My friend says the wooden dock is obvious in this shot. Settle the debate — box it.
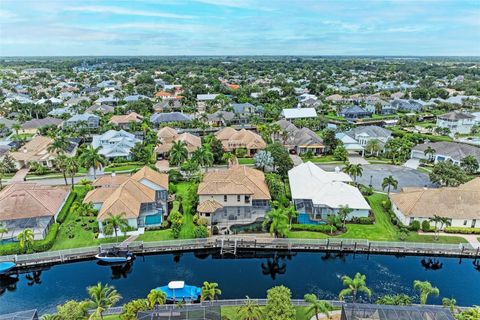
[1,237,479,269]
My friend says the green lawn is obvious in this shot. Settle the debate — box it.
[302,155,344,164]
[137,229,173,242]
[238,158,254,165]
[288,193,467,244]
[104,165,143,172]
[220,306,313,320]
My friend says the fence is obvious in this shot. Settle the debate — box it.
[1,236,478,266]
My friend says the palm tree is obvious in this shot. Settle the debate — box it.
[79,145,107,179]
[87,282,122,320]
[342,163,363,183]
[285,206,297,229]
[262,207,289,238]
[339,273,372,302]
[327,215,340,234]
[413,280,439,304]
[54,153,69,186]
[12,122,21,136]
[169,140,188,166]
[237,296,262,320]
[17,229,35,253]
[103,213,129,242]
[71,202,97,217]
[442,297,457,313]
[0,222,8,240]
[381,175,398,195]
[337,205,353,230]
[48,134,70,155]
[222,152,237,168]
[201,281,222,302]
[304,294,332,320]
[366,139,381,156]
[65,157,79,190]
[429,215,451,240]
[193,145,214,172]
[424,146,436,162]
[147,289,167,308]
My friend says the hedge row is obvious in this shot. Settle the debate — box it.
[291,224,336,234]
[56,192,77,224]
[444,227,480,234]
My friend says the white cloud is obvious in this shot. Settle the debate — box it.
[386,26,425,33]
[64,5,194,19]
[105,22,213,33]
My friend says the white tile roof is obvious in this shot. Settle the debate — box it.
[288,162,370,210]
[282,108,317,119]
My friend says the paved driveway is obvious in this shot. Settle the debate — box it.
[319,164,435,191]
[348,156,369,165]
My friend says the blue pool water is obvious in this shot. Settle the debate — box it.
[0,251,478,314]
[297,213,326,225]
[145,214,162,225]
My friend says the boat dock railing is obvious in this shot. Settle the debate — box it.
[1,236,479,266]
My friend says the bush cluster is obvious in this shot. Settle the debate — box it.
[444,227,480,234]
[290,224,336,234]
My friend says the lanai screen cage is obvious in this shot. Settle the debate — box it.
[137,305,221,320]
[341,303,455,320]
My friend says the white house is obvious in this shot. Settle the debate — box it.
[410,141,480,167]
[390,178,480,229]
[335,133,365,155]
[91,130,141,160]
[288,162,371,224]
[345,126,392,151]
[436,111,476,135]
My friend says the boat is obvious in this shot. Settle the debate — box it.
[95,248,134,263]
[155,281,202,302]
[0,262,16,275]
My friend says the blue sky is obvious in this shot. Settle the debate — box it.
[0,0,479,56]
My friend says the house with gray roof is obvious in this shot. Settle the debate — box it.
[91,130,141,160]
[21,117,62,133]
[0,117,14,137]
[345,125,392,150]
[64,113,100,129]
[411,141,480,168]
[150,112,192,126]
[124,94,150,103]
[276,120,324,155]
[436,111,476,134]
[207,110,235,126]
[86,104,115,114]
[339,105,372,121]
[390,99,423,112]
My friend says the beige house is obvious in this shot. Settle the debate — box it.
[9,135,76,169]
[0,183,70,240]
[84,167,169,235]
[390,178,480,229]
[109,112,144,129]
[155,126,201,159]
[215,128,266,156]
[197,165,271,234]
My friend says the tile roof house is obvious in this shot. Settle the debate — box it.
[345,125,392,150]
[410,141,480,167]
[21,117,62,134]
[276,120,324,155]
[150,112,192,126]
[390,178,480,228]
[390,99,423,112]
[84,167,169,234]
[206,110,235,126]
[197,165,271,233]
[91,130,142,160]
[289,162,370,225]
[86,104,115,114]
[339,105,373,120]
[155,127,201,159]
[109,112,144,129]
[9,135,77,169]
[215,128,267,156]
[0,183,70,240]
[436,111,476,135]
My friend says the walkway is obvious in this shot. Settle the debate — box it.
[290,154,303,166]
[9,168,29,183]
[404,158,420,169]
[418,231,480,249]
[348,155,369,165]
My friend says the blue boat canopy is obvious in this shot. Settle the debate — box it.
[0,262,16,274]
[155,281,201,301]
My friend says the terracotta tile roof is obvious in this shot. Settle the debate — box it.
[390,178,480,220]
[9,136,55,162]
[131,166,169,189]
[215,128,266,151]
[197,199,224,213]
[0,183,69,221]
[91,175,130,187]
[84,187,117,204]
[155,128,201,154]
[157,126,179,142]
[109,112,143,125]
[198,166,271,200]
[155,91,174,98]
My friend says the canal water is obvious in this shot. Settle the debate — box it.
[0,250,479,314]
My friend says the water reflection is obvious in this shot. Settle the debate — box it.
[421,258,443,271]
[25,271,42,286]
[474,260,480,271]
[261,253,287,280]
[0,275,18,296]
[321,252,347,262]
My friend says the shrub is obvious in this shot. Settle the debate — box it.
[32,223,60,252]
[0,242,21,255]
[421,220,431,232]
[381,199,392,211]
[193,225,208,238]
[350,216,375,225]
[291,224,335,234]
[444,227,480,234]
[359,184,374,196]
[410,220,421,231]
[56,192,77,223]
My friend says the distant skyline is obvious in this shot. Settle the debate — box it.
[1,0,479,57]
